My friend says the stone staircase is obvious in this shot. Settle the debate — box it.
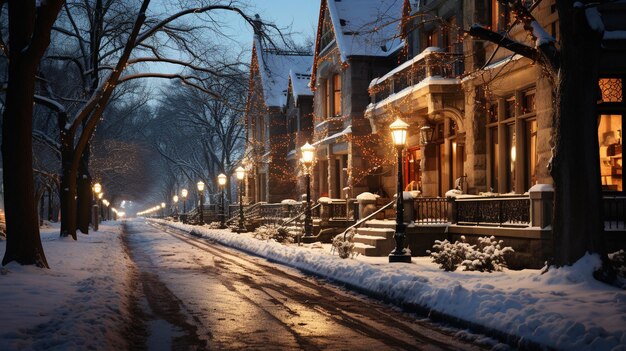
[352,219,397,256]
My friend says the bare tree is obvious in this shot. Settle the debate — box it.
[1,0,281,267]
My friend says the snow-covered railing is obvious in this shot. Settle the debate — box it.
[368,48,463,104]
[452,195,531,227]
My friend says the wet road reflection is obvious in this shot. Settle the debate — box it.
[124,219,490,350]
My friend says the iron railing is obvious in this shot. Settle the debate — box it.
[414,197,450,224]
[454,195,530,227]
[604,195,626,230]
[370,49,463,104]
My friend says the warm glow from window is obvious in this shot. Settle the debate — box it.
[333,74,342,116]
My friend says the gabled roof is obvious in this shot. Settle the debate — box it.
[253,38,313,108]
[289,66,314,102]
[311,0,403,87]
[326,0,403,60]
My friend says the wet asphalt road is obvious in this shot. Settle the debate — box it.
[122,219,493,351]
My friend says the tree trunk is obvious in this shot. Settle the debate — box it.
[59,133,78,239]
[1,1,53,268]
[76,156,91,234]
[551,1,606,266]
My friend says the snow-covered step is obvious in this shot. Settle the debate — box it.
[352,242,379,256]
[355,227,394,239]
[363,219,397,229]
[352,234,389,247]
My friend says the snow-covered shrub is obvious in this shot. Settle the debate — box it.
[427,237,473,271]
[461,236,514,272]
[253,224,293,244]
[331,228,356,259]
[206,221,222,229]
[428,236,514,272]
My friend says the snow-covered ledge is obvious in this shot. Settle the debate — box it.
[529,184,554,229]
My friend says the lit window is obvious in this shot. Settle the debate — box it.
[333,74,342,116]
[598,114,623,192]
[599,78,623,103]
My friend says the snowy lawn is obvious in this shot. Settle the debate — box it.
[153,218,626,351]
[0,221,132,350]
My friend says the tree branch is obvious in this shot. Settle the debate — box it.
[469,24,539,62]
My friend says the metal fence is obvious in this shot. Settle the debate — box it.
[414,197,450,224]
[604,195,626,230]
[454,195,530,226]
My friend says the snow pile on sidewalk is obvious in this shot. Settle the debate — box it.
[0,222,132,350]
[153,219,626,350]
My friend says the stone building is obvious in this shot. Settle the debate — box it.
[366,0,465,198]
[244,32,313,203]
[309,0,403,201]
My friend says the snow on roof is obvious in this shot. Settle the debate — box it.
[289,62,314,100]
[254,38,313,108]
[325,0,404,61]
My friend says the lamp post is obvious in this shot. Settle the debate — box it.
[93,182,102,231]
[161,202,166,218]
[181,188,188,223]
[173,195,179,220]
[300,142,315,237]
[235,166,247,232]
[197,181,205,225]
[218,173,227,228]
[98,192,104,223]
[389,118,412,263]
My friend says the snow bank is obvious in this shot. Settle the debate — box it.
[0,222,132,350]
[152,219,626,350]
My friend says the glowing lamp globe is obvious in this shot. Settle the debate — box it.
[235,166,246,181]
[218,173,227,186]
[181,189,188,198]
[93,183,102,194]
[300,142,315,166]
[197,181,205,192]
[389,118,409,147]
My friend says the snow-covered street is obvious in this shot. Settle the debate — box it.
[125,219,486,350]
[1,218,625,350]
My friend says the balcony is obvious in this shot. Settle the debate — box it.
[367,47,463,111]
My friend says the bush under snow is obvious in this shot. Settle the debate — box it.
[428,236,514,272]
[253,224,293,244]
[331,228,356,259]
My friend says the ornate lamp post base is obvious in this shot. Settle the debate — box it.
[389,251,412,263]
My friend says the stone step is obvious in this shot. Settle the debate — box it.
[363,219,397,229]
[353,234,390,247]
[355,227,394,239]
[353,242,380,256]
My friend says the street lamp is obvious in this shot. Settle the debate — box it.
[181,188,188,223]
[92,182,102,231]
[389,118,411,263]
[173,195,179,220]
[197,181,205,225]
[161,202,166,218]
[300,142,315,237]
[235,166,247,232]
[98,192,104,223]
[217,173,227,228]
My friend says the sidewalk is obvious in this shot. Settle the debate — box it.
[152,218,626,351]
